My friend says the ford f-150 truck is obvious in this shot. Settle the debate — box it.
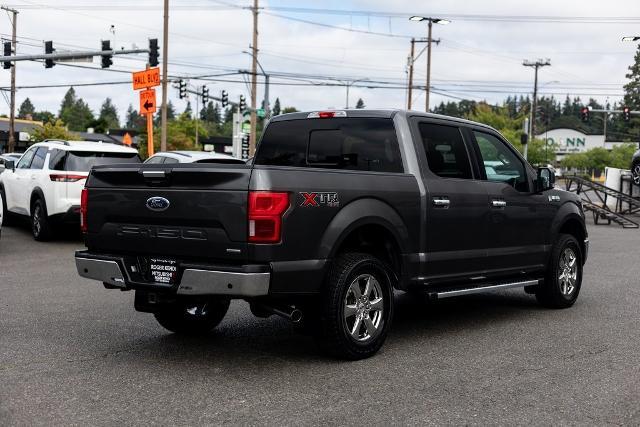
[75,109,588,359]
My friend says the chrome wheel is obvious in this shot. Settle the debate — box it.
[343,274,384,342]
[633,163,640,185]
[558,248,578,296]
[32,204,42,236]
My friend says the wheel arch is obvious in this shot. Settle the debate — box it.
[552,202,587,263]
[30,187,47,215]
[319,198,410,288]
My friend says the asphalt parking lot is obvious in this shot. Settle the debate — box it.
[1,220,639,425]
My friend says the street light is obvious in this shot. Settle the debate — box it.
[242,50,270,119]
[409,16,450,112]
[622,36,640,42]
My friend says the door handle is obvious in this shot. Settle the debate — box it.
[432,197,450,208]
[491,199,507,208]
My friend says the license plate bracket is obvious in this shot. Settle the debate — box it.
[148,257,178,285]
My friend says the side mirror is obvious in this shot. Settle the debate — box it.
[537,167,555,192]
[4,160,15,171]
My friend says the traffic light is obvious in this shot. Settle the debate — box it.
[580,107,589,123]
[148,38,159,67]
[3,41,11,69]
[44,41,55,68]
[101,40,112,69]
[178,79,187,99]
[202,86,209,104]
[221,90,228,108]
[623,106,631,122]
[239,95,246,112]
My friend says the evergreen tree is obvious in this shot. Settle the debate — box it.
[125,104,143,129]
[200,101,219,123]
[166,101,176,120]
[58,87,95,131]
[623,44,640,138]
[272,98,281,116]
[355,98,365,109]
[183,101,192,118]
[18,98,35,119]
[98,98,120,130]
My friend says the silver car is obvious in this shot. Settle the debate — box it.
[144,151,244,165]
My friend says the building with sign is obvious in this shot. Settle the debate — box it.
[536,128,635,164]
[0,117,43,153]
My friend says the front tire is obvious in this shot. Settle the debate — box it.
[315,252,394,360]
[632,161,640,187]
[536,234,583,308]
[154,297,230,335]
[31,199,52,241]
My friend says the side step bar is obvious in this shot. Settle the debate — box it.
[430,279,539,300]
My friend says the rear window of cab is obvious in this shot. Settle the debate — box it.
[255,118,404,173]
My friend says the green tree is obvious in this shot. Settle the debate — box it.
[355,98,365,109]
[98,98,120,129]
[272,98,281,116]
[18,98,35,119]
[282,106,298,114]
[183,101,192,118]
[58,87,94,131]
[125,104,144,130]
[32,111,55,124]
[30,120,79,142]
[140,112,208,158]
[200,101,220,123]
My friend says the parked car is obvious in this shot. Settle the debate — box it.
[0,140,140,240]
[75,110,588,359]
[632,148,640,186]
[0,153,22,174]
[144,150,244,164]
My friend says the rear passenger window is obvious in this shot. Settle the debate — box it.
[49,149,66,170]
[256,118,403,173]
[163,157,179,164]
[418,123,472,179]
[30,147,48,170]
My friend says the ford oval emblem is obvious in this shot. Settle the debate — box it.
[146,196,170,212]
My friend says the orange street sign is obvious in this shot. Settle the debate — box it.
[139,89,157,115]
[132,67,160,90]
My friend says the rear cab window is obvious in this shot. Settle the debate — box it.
[54,151,141,172]
[255,117,404,173]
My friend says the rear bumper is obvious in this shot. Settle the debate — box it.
[50,205,81,224]
[75,251,270,297]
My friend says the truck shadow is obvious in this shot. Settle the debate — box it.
[138,290,542,364]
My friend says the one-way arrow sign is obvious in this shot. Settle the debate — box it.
[140,89,157,115]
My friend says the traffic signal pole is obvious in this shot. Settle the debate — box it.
[249,0,259,156]
[2,6,18,153]
[160,0,169,152]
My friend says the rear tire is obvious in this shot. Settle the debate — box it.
[536,234,583,308]
[154,297,230,335]
[0,187,15,226]
[314,252,394,360]
[31,199,52,241]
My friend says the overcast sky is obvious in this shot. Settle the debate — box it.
[1,0,639,124]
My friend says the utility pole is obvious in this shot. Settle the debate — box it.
[249,0,259,156]
[2,6,18,153]
[160,0,169,152]
[523,59,551,140]
[409,16,449,112]
[425,19,433,112]
[407,38,415,110]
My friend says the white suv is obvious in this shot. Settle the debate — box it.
[0,140,140,240]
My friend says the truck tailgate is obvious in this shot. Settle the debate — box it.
[84,164,251,263]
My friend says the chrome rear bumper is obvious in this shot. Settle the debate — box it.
[75,252,270,297]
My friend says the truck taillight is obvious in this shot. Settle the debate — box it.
[50,174,87,182]
[80,188,88,233]
[248,191,289,243]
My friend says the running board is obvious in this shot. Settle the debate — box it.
[431,279,539,299]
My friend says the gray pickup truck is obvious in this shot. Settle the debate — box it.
[75,109,588,359]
